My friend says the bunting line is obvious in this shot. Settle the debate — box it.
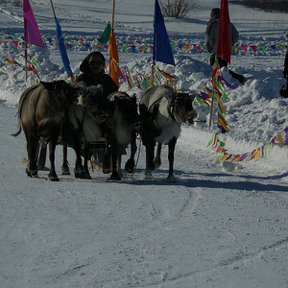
[112,58,175,91]
[207,127,288,162]
[2,34,287,57]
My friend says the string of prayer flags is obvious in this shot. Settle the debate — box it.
[208,127,288,163]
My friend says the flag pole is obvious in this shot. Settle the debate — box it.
[152,4,156,87]
[152,60,155,86]
[111,0,115,31]
[24,42,28,82]
[152,29,155,86]
[49,0,57,20]
[209,73,215,129]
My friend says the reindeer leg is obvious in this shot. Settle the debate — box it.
[25,133,39,177]
[117,154,123,179]
[38,142,47,170]
[82,143,92,179]
[103,146,111,174]
[61,144,71,175]
[48,141,59,181]
[145,141,155,179]
[74,147,86,178]
[71,135,89,179]
[167,137,177,181]
[153,143,162,169]
[110,143,121,180]
[125,131,137,173]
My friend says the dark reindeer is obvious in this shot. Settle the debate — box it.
[139,84,197,181]
[62,84,111,179]
[104,91,140,180]
[12,80,85,181]
[59,87,140,180]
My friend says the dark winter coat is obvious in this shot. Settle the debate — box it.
[205,18,239,55]
[284,50,288,79]
[76,72,118,98]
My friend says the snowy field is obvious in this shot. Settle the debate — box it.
[0,0,288,287]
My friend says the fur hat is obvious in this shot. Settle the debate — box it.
[79,51,105,74]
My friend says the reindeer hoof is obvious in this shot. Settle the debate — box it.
[61,165,71,175]
[76,171,91,179]
[25,167,38,178]
[74,167,91,179]
[48,175,60,181]
[110,173,121,180]
[144,170,153,179]
[167,174,177,183]
[103,161,111,174]
[153,159,161,169]
[125,159,135,173]
[62,171,71,176]
[103,168,111,174]
[83,173,92,179]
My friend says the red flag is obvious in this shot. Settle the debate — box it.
[216,0,230,63]
[23,0,44,47]
[109,30,119,87]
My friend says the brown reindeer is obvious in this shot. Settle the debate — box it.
[12,80,84,181]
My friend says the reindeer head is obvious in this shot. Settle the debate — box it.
[171,92,197,124]
[111,93,140,131]
[41,80,80,111]
[82,84,112,122]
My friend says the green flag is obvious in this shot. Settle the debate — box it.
[99,23,111,44]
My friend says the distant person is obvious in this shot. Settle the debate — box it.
[205,7,246,84]
[280,48,288,98]
[284,50,288,79]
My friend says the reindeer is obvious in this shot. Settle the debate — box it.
[12,80,84,181]
[58,87,140,180]
[139,85,197,181]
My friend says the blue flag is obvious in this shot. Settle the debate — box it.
[55,18,73,77]
[153,0,175,66]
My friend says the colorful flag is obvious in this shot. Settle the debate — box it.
[153,0,175,65]
[109,30,120,87]
[99,23,111,44]
[23,0,44,47]
[216,0,231,63]
[55,18,73,77]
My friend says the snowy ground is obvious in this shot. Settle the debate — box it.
[0,1,288,288]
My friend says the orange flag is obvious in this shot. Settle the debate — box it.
[109,30,119,87]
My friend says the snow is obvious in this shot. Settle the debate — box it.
[1,0,288,287]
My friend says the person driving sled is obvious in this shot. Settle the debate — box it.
[76,51,118,171]
[76,51,118,96]
[38,51,118,172]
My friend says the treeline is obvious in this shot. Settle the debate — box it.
[0,0,21,6]
[237,0,288,13]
